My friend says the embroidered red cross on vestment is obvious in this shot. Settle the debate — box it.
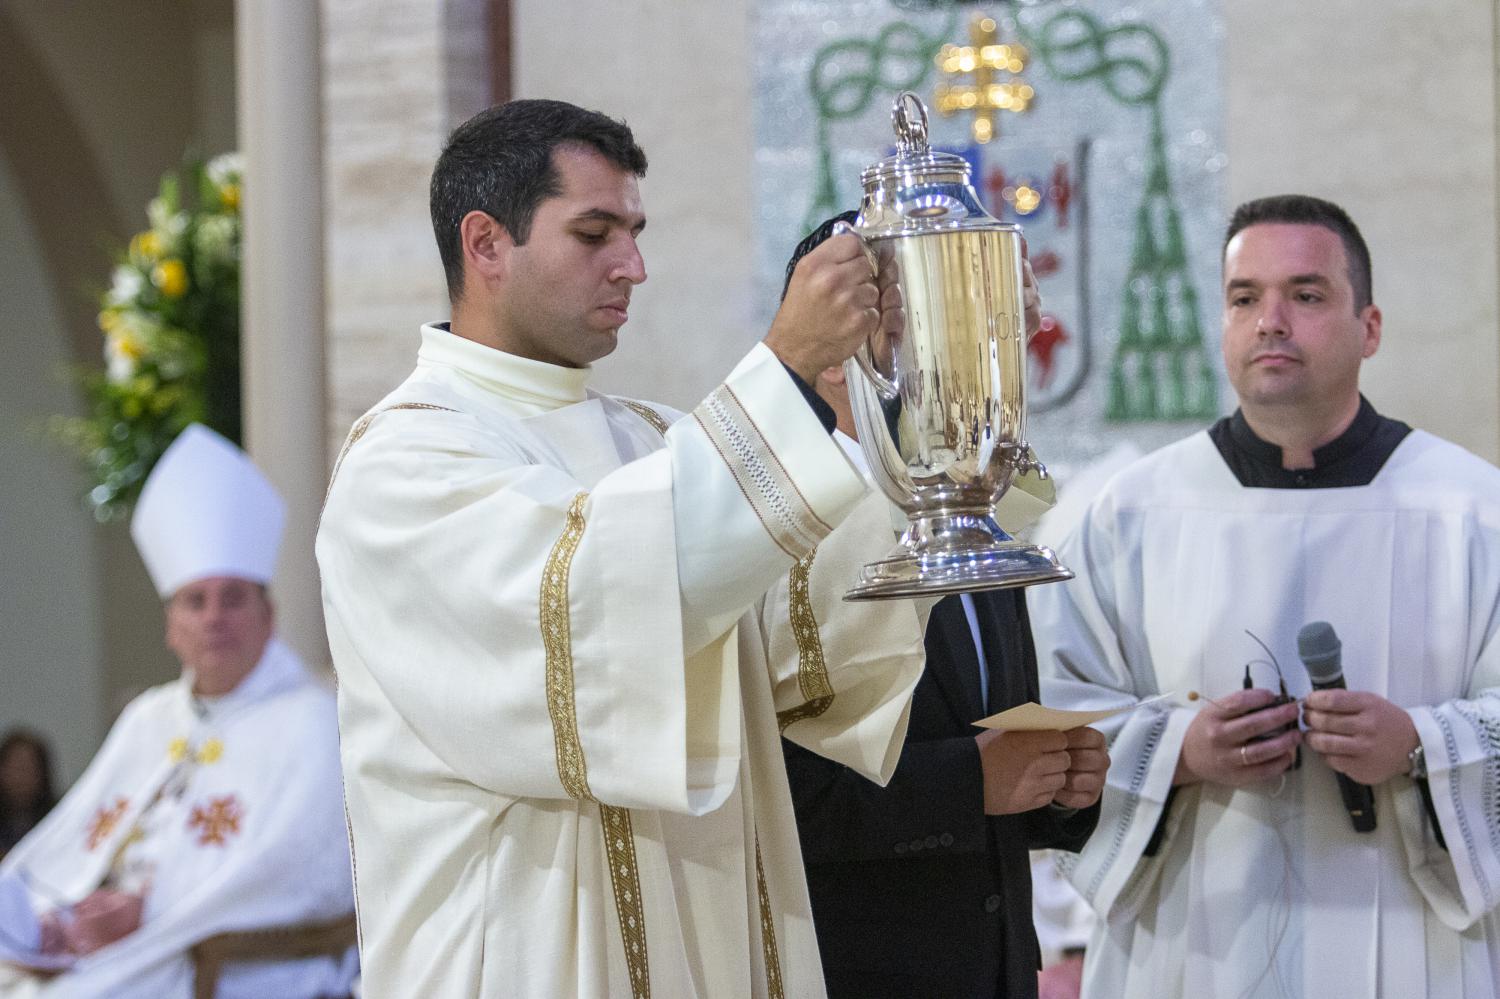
[85,797,130,851]
[187,794,244,846]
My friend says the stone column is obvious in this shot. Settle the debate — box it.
[320,0,491,450]
[236,1,330,666]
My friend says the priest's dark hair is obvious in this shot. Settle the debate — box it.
[1223,194,1373,313]
[430,99,648,301]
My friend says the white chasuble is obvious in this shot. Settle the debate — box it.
[317,325,926,998]
[1029,430,1500,999]
[0,640,355,998]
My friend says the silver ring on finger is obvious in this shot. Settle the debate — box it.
[1240,745,1250,766]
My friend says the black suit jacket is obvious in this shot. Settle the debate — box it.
[783,591,1098,999]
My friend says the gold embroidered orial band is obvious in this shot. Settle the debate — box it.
[539,493,652,995]
[693,384,832,559]
[600,804,652,998]
[776,551,836,732]
[324,402,458,502]
[616,398,671,437]
[754,835,786,999]
[541,492,595,801]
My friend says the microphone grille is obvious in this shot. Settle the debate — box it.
[1297,621,1342,681]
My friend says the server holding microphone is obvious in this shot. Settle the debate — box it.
[1027,195,1500,998]
[1297,621,1381,833]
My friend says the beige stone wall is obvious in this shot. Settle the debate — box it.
[320,0,492,453]
[1224,0,1500,461]
[507,1,1500,458]
[512,0,759,410]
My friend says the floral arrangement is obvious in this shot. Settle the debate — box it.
[53,154,244,520]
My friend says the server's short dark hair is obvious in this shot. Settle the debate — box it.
[1224,194,1372,312]
[430,99,648,300]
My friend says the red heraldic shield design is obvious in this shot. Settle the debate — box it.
[955,139,1093,413]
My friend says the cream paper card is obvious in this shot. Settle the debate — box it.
[975,693,1173,731]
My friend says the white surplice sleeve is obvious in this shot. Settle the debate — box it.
[318,344,868,817]
[1030,498,1193,920]
[762,490,928,785]
[1402,509,1500,932]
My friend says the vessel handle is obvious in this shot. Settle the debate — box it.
[831,221,900,399]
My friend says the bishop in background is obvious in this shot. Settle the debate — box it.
[0,426,356,998]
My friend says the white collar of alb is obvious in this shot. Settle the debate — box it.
[418,323,591,410]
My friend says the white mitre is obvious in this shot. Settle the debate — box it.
[130,424,286,597]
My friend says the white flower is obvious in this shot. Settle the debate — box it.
[105,266,144,307]
[104,329,142,383]
[194,214,238,267]
[206,152,243,188]
[146,198,188,241]
[102,311,165,383]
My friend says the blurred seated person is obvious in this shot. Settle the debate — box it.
[0,426,355,998]
[0,733,57,860]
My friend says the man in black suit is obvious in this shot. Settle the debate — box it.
[779,215,1107,999]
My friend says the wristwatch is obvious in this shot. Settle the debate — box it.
[1407,741,1427,780]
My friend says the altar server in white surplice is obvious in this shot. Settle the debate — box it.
[1029,195,1500,998]
[0,426,356,999]
[316,99,941,998]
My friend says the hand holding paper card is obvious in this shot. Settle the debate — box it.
[975,693,1173,731]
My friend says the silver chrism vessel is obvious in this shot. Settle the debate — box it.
[842,92,1072,600]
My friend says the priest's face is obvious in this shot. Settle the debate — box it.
[493,145,648,367]
[1221,223,1381,413]
[165,576,274,697]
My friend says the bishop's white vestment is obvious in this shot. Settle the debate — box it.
[0,639,356,998]
[316,325,927,998]
[1029,430,1500,998]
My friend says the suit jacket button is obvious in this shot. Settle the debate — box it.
[909,839,924,852]
[984,894,1002,913]
[924,835,939,849]
[894,842,907,855]
[939,832,954,847]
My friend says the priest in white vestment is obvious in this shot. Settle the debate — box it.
[1029,195,1500,998]
[317,101,939,997]
[0,426,356,998]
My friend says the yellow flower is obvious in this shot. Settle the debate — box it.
[196,738,224,764]
[218,183,240,211]
[168,737,189,762]
[109,330,145,360]
[152,259,188,298]
[104,322,146,383]
[97,309,122,335]
[130,230,165,261]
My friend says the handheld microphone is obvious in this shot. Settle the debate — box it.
[1297,621,1377,833]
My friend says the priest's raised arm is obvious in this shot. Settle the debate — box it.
[319,340,896,815]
